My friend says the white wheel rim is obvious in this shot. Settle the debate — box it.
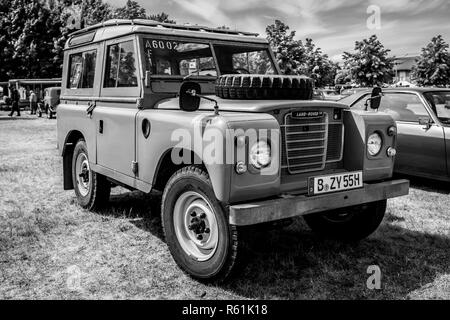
[173,191,219,261]
[75,152,91,197]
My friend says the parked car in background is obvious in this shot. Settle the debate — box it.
[341,88,450,182]
[8,78,61,109]
[0,96,11,111]
[312,89,325,100]
[318,89,343,101]
[340,87,371,98]
[335,84,353,94]
[43,87,61,119]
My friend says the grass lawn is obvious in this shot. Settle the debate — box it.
[0,112,449,299]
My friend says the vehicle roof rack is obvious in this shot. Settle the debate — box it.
[71,19,260,37]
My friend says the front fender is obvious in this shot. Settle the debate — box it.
[343,109,396,181]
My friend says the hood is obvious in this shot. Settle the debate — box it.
[156,96,349,113]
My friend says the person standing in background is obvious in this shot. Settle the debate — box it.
[29,90,37,115]
[8,85,20,117]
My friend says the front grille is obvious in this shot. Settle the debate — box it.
[281,111,344,174]
[327,123,344,162]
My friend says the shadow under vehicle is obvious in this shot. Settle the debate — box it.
[57,19,409,283]
[341,88,450,182]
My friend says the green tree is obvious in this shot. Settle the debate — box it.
[301,38,337,87]
[335,68,352,85]
[412,35,450,87]
[52,0,112,75]
[0,0,64,79]
[149,12,176,24]
[343,35,394,86]
[265,20,305,75]
[0,0,13,80]
[112,0,146,19]
[112,1,176,24]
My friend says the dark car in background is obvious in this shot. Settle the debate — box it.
[340,87,371,98]
[42,87,61,119]
[341,88,450,182]
[319,89,343,101]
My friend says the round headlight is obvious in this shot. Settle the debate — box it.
[249,140,271,169]
[367,133,382,156]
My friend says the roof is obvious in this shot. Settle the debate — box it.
[67,19,268,49]
[339,87,450,105]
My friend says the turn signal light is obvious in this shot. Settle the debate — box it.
[387,147,397,157]
[387,126,397,136]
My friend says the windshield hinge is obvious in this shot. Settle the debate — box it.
[136,98,144,110]
[132,161,138,175]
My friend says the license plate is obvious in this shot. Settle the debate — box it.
[308,171,363,195]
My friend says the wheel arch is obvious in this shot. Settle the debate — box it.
[152,147,230,203]
[62,130,85,190]
[152,147,205,192]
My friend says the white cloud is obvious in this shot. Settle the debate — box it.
[105,0,450,61]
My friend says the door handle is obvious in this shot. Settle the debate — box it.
[99,120,103,134]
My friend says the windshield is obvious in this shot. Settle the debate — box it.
[143,38,217,77]
[423,91,450,124]
[143,38,277,77]
[212,44,276,75]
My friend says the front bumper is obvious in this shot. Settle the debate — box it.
[229,179,409,226]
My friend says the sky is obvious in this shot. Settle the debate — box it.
[106,0,450,61]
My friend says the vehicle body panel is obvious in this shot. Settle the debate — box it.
[230,179,409,225]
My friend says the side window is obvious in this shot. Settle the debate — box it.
[353,93,429,122]
[104,40,138,88]
[379,93,429,122]
[67,50,97,89]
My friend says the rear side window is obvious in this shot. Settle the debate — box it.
[104,40,138,88]
[67,50,97,89]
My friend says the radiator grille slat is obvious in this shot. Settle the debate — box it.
[281,111,344,174]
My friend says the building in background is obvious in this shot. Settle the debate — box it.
[393,54,419,85]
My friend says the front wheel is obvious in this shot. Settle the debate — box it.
[72,139,110,210]
[161,166,242,283]
[304,200,387,241]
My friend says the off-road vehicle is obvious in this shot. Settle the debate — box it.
[57,19,409,282]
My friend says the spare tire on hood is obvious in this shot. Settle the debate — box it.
[215,74,314,100]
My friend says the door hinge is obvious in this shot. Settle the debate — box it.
[132,161,138,175]
[136,98,144,110]
[86,101,96,118]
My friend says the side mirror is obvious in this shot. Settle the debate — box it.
[418,117,433,129]
[179,82,201,112]
[369,87,382,110]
